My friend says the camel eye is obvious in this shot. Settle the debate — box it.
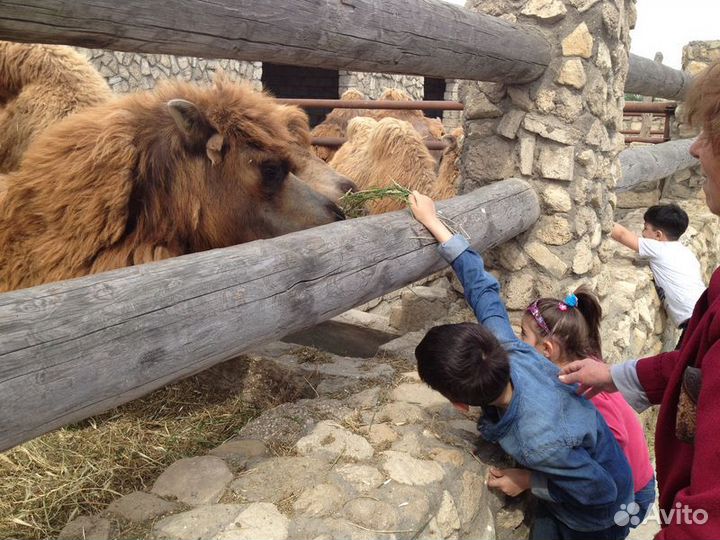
[260,159,289,193]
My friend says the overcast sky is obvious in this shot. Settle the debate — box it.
[631,0,718,68]
[442,0,719,69]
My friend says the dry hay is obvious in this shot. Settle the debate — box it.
[339,183,412,218]
[0,354,316,539]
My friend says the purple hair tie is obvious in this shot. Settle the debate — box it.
[527,300,551,335]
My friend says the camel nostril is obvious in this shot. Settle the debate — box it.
[340,180,358,194]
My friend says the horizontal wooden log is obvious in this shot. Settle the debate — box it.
[626,54,693,100]
[0,0,551,84]
[617,139,698,192]
[0,180,540,452]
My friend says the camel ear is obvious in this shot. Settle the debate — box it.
[167,99,206,136]
[168,99,222,162]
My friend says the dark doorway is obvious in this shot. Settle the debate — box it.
[261,63,339,127]
[424,77,446,120]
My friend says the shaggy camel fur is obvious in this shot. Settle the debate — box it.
[0,79,346,292]
[279,103,356,200]
[330,117,456,214]
[370,87,445,141]
[0,41,111,173]
[312,87,446,163]
[310,88,371,162]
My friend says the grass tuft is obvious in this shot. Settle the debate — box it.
[339,182,412,218]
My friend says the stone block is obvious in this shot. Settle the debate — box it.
[542,185,573,212]
[537,143,575,181]
[388,286,451,333]
[534,215,573,245]
[519,134,536,176]
[497,241,529,271]
[524,242,569,278]
[520,0,567,21]
[572,237,593,275]
[562,23,594,58]
[151,456,233,506]
[616,189,660,209]
[464,135,516,181]
[496,110,526,139]
[504,272,536,310]
[523,113,581,145]
[107,491,179,522]
[557,59,587,89]
[568,0,602,12]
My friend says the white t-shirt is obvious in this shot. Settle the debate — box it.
[638,238,706,327]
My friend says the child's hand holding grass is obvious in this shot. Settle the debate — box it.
[409,190,453,243]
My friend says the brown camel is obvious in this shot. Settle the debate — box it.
[0,41,112,173]
[330,117,457,214]
[0,79,347,292]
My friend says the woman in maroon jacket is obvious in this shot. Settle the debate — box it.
[559,61,720,539]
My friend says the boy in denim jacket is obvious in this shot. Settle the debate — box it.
[409,191,633,540]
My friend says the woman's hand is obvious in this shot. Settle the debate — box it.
[487,467,531,497]
[558,358,617,399]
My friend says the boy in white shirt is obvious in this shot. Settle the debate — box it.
[612,203,705,347]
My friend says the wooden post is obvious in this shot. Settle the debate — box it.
[617,139,698,192]
[0,0,551,84]
[0,180,540,452]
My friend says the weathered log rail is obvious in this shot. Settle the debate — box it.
[617,138,698,192]
[0,0,551,84]
[0,180,540,452]
[0,1,690,98]
[627,54,693,101]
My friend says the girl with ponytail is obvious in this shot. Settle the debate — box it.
[521,286,656,527]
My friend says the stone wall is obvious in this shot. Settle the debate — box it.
[76,50,463,130]
[338,71,425,100]
[675,40,720,139]
[77,48,262,93]
[457,0,636,360]
[605,176,718,362]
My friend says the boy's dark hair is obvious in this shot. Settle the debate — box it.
[415,322,510,406]
[530,285,603,361]
[643,203,689,240]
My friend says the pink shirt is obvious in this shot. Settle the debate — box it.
[591,391,654,493]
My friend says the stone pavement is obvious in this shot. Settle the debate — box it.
[59,338,527,540]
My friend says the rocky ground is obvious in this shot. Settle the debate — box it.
[58,335,533,540]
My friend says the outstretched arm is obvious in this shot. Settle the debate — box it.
[611,223,640,252]
[408,191,516,343]
[408,191,452,243]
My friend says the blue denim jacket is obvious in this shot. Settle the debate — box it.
[440,235,633,532]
